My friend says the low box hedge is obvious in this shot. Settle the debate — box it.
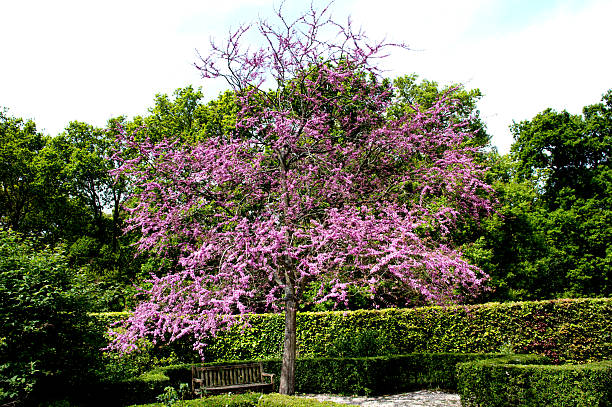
[258,394,343,407]
[128,393,345,407]
[286,353,504,395]
[456,355,612,407]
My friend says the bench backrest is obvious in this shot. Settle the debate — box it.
[193,363,264,387]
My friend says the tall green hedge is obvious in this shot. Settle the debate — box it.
[457,356,612,407]
[96,298,611,365]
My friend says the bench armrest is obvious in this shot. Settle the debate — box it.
[262,373,275,384]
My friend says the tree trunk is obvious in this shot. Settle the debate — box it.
[279,291,297,395]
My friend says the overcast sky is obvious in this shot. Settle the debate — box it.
[2,0,611,153]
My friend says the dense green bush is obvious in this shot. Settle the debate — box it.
[457,356,612,407]
[97,298,611,365]
[0,231,103,406]
[69,363,193,407]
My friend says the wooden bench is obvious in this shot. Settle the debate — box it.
[191,362,275,396]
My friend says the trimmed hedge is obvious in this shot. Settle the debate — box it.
[456,355,612,407]
[281,353,505,395]
[259,394,343,407]
[129,393,345,407]
[96,298,612,365]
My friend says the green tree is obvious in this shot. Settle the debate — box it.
[0,110,48,233]
[0,109,142,310]
[0,110,94,244]
[130,86,239,144]
[56,121,142,309]
[462,154,561,300]
[467,90,612,300]
[510,90,611,297]
[56,122,113,237]
[390,74,490,148]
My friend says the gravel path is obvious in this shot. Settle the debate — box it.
[300,390,462,407]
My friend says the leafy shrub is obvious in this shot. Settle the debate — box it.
[0,231,102,406]
[156,383,190,407]
[128,392,345,407]
[258,393,344,407]
[457,356,612,407]
[128,392,261,407]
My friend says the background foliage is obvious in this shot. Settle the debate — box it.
[464,90,612,300]
[2,84,611,312]
[0,230,101,405]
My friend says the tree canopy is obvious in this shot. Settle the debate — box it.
[464,90,612,300]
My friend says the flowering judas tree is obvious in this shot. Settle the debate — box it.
[109,6,494,394]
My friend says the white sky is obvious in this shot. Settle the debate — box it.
[1,0,611,153]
